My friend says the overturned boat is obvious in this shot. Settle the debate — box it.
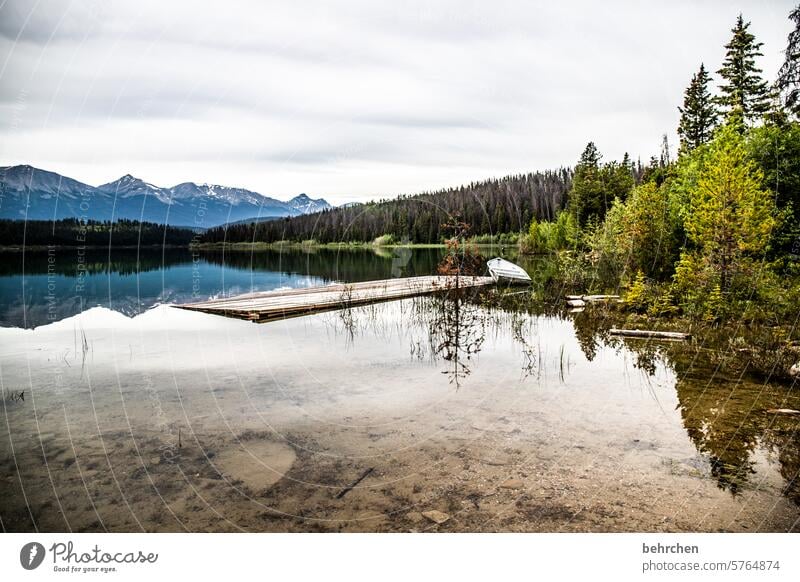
[487,258,532,284]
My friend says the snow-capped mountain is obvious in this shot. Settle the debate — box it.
[0,165,91,199]
[0,165,327,227]
[168,182,269,206]
[288,193,331,215]
[98,174,173,204]
[0,165,118,222]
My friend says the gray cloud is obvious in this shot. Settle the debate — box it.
[0,0,795,204]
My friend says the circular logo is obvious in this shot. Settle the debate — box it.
[20,542,46,570]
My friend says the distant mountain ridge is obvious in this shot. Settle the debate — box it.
[0,165,331,227]
[288,193,330,215]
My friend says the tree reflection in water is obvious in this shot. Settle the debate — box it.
[326,283,800,506]
[567,306,800,505]
[673,369,800,503]
[428,288,487,388]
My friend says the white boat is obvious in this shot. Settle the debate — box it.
[487,258,532,284]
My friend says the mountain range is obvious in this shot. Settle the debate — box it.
[0,165,331,227]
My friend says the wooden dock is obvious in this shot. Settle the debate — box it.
[174,275,495,323]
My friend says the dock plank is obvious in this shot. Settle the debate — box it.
[174,275,495,322]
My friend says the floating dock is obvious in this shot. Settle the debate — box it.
[175,275,495,323]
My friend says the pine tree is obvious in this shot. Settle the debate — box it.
[578,141,601,166]
[677,64,719,151]
[567,142,605,227]
[682,122,775,290]
[716,14,771,123]
[602,160,635,202]
[777,5,800,117]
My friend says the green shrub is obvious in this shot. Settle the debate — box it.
[625,271,649,312]
[372,234,395,246]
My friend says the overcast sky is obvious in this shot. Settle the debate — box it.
[0,0,795,204]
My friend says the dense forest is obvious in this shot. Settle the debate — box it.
[520,9,800,326]
[202,169,576,244]
[0,218,196,247]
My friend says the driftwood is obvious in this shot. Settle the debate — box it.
[565,294,620,302]
[766,408,800,416]
[565,295,621,310]
[609,328,691,340]
[335,467,375,499]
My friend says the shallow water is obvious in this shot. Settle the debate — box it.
[0,249,798,532]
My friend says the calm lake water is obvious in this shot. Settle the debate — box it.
[0,248,798,532]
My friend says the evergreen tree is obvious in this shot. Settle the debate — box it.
[716,14,771,123]
[567,142,606,227]
[680,123,775,291]
[777,5,800,117]
[677,64,719,151]
[602,161,635,203]
[578,141,601,166]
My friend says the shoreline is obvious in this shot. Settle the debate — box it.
[0,244,189,252]
[0,242,485,252]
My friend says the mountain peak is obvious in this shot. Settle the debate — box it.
[100,174,147,189]
[288,193,331,214]
[2,164,48,176]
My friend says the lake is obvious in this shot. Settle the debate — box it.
[1,248,798,532]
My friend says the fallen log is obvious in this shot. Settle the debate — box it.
[766,408,800,416]
[609,328,691,340]
[566,299,586,308]
[583,294,621,302]
[565,294,620,302]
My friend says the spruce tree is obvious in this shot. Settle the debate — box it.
[567,142,605,227]
[777,5,800,117]
[677,64,718,151]
[716,14,771,123]
[578,141,601,166]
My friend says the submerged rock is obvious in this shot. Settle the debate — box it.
[421,510,450,524]
[405,511,424,524]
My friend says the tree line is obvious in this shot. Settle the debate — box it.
[0,218,196,247]
[202,170,575,244]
